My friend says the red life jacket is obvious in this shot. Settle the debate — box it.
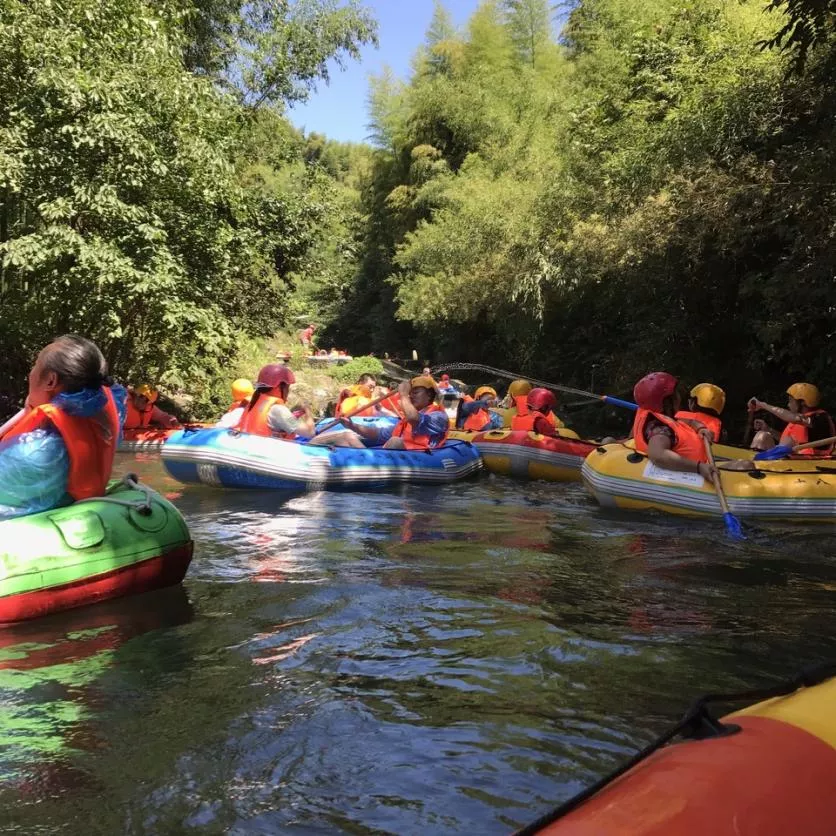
[782,409,835,456]
[391,404,448,450]
[0,388,120,501]
[379,394,402,416]
[236,394,293,439]
[125,398,153,429]
[632,409,708,463]
[675,410,722,443]
[511,410,557,434]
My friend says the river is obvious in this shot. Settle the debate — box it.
[2,453,836,834]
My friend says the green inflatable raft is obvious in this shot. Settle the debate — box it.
[0,475,193,623]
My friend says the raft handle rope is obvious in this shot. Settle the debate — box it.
[514,660,836,836]
[78,473,158,515]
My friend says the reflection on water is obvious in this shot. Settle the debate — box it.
[1,455,836,833]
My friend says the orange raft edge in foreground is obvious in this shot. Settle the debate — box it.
[522,675,836,836]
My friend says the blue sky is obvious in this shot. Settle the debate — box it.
[288,0,483,144]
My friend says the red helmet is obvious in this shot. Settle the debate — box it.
[633,372,678,411]
[256,363,295,390]
[527,388,557,412]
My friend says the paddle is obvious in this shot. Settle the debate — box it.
[703,436,745,541]
[754,434,836,461]
[431,362,637,411]
[312,391,395,438]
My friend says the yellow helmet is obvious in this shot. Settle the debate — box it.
[410,375,438,392]
[508,379,532,398]
[133,384,159,403]
[689,383,726,414]
[787,382,821,408]
[474,386,497,400]
[231,378,254,401]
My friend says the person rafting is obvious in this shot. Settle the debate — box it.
[216,379,255,428]
[236,364,316,439]
[511,388,565,436]
[437,374,457,395]
[674,383,725,443]
[336,374,379,417]
[632,372,752,475]
[341,376,449,450]
[125,384,178,429]
[0,335,127,519]
[457,386,503,432]
[748,383,835,456]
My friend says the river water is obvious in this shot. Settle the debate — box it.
[2,454,836,834]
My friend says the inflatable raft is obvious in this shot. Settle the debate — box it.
[118,426,182,453]
[583,443,836,522]
[459,429,596,483]
[313,415,398,436]
[0,476,193,623]
[162,427,483,490]
[519,667,836,835]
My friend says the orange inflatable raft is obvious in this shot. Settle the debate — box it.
[518,665,836,836]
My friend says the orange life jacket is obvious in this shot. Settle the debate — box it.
[391,404,448,450]
[463,406,491,432]
[338,395,375,418]
[632,409,708,463]
[236,394,293,439]
[0,388,120,501]
[125,398,153,429]
[513,395,529,416]
[675,410,722,443]
[511,409,557,433]
[782,409,835,456]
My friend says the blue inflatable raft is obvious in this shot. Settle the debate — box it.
[313,415,398,437]
[161,428,482,490]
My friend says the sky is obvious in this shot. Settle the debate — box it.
[288,0,483,144]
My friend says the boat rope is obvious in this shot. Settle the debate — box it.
[77,473,158,515]
[430,362,612,401]
[514,660,836,836]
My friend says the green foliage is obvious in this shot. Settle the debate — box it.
[329,355,385,383]
[0,0,377,418]
[325,0,836,418]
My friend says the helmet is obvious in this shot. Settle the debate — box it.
[410,375,438,392]
[689,383,725,414]
[787,382,820,408]
[633,372,678,412]
[527,388,557,412]
[133,384,159,403]
[508,379,532,398]
[256,363,295,390]
[474,386,497,400]
[231,378,254,401]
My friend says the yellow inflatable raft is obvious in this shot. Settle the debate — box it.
[582,443,836,522]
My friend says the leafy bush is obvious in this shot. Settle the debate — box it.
[329,356,385,383]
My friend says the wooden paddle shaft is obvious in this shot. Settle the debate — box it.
[703,436,733,516]
[793,434,836,453]
[313,391,394,437]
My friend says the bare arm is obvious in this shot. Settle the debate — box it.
[749,399,807,426]
[647,433,714,480]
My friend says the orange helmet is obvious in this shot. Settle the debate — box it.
[133,384,159,403]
